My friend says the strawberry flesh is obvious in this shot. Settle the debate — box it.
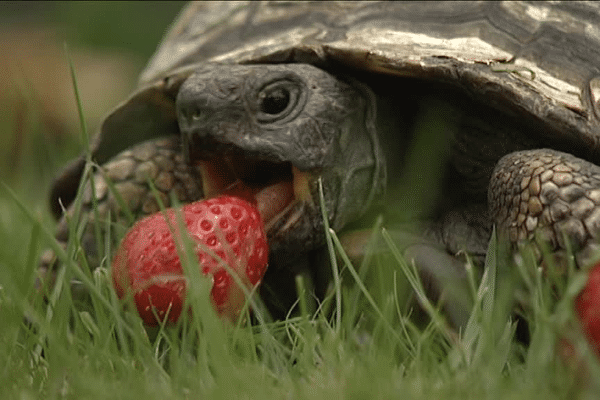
[575,263,600,356]
[197,157,297,230]
[112,195,268,325]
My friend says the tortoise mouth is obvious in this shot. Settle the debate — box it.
[197,152,313,234]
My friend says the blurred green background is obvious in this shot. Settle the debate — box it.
[0,1,186,57]
[0,1,186,276]
[0,1,186,197]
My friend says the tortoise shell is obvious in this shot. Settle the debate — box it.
[51,1,600,216]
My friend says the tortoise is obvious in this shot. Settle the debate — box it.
[43,1,600,325]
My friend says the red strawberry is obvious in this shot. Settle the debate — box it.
[112,195,268,325]
[575,262,600,356]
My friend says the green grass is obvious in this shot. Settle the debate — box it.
[2,176,599,399]
[2,44,600,400]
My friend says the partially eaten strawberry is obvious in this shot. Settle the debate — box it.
[112,195,268,325]
[575,262,600,356]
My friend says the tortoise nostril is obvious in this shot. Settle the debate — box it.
[191,107,202,121]
[179,106,205,128]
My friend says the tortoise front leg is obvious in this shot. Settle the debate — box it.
[39,137,205,290]
[339,228,475,330]
[489,149,600,267]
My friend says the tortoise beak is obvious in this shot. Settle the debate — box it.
[177,87,318,245]
[193,151,313,234]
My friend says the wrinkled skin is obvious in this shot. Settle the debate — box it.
[176,64,385,261]
[44,63,600,326]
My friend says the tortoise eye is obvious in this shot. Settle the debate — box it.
[256,80,302,123]
[260,87,290,115]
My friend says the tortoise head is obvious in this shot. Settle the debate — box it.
[176,63,385,258]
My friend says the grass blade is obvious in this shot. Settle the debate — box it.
[318,177,342,333]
